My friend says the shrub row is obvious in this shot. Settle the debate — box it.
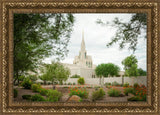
[21,83,62,102]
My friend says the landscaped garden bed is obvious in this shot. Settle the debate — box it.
[14,81,147,102]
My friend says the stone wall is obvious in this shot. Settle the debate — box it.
[65,76,147,86]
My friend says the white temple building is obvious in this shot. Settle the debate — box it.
[62,32,97,78]
[62,32,126,79]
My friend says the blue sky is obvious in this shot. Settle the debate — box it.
[43,13,147,71]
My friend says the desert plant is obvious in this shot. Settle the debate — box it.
[31,94,45,101]
[69,87,88,99]
[77,77,85,85]
[22,95,32,100]
[46,89,62,102]
[14,89,18,98]
[123,82,129,87]
[107,88,121,97]
[92,88,105,101]
[21,78,33,89]
[31,84,41,92]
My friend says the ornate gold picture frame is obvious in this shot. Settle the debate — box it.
[0,0,159,114]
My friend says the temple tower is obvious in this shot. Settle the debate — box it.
[73,31,93,68]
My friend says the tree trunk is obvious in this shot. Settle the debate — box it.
[60,80,63,85]
[102,76,104,87]
[14,72,19,85]
[122,76,124,86]
[100,76,103,87]
[18,78,20,85]
[99,77,101,86]
[44,80,46,85]
[13,77,18,85]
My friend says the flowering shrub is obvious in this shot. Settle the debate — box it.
[134,84,147,101]
[105,82,111,88]
[69,87,88,99]
[126,84,147,101]
[107,88,121,97]
[133,83,140,89]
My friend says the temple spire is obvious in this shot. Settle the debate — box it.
[81,30,85,51]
